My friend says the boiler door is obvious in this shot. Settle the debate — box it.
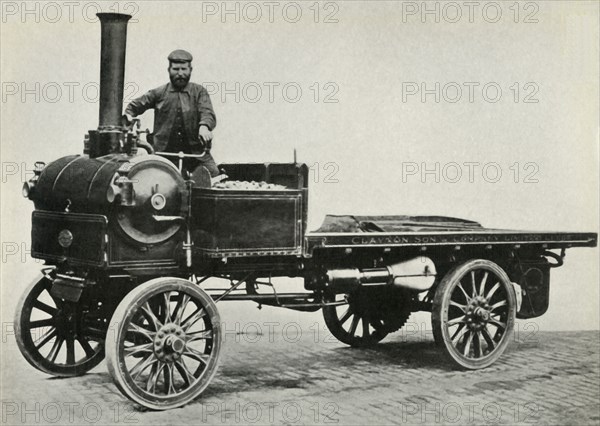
[116,160,184,245]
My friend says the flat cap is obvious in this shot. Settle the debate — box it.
[168,49,193,62]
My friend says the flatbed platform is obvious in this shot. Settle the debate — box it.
[304,215,597,254]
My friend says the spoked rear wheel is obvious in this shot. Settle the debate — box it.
[323,287,411,347]
[432,259,516,369]
[106,278,222,410]
[14,274,105,376]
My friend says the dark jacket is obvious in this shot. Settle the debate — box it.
[125,82,216,152]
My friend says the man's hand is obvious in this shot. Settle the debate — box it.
[122,113,134,130]
[199,125,213,144]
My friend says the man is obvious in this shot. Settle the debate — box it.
[124,49,219,177]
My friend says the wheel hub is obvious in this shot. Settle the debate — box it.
[154,323,186,362]
[466,295,491,330]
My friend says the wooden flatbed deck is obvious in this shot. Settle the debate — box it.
[304,215,597,255]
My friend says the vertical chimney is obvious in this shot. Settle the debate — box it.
[91,13,131,157]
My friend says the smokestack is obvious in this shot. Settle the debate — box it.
[91,13,131,157]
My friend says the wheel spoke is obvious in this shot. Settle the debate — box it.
[186,329,212,343]
[140,302,163,331]
[66,339,75,364]
[35,328,57,349]
[338,308,352,326]
[462,331,474,356]
[124,342,154,357]
[485,282,500,300]
[470,271,477,297]
[162,292,172,323]
[361,316,370,338]
[488,318,506,330]
[173,293,191,325]
[130,353,156,380]
[489,300,507,312]
[447,315,467,326]
[47,337,64,362]
[473,331,481,358]
[33,300,57,316]
[183,346,210,365]
[146,362,164,393]
[164,363,175,395]
[456,283,471,302]
[450,323,466,340]
[29,318,55,328]
[452,327,470,349]
[127,322,155,341]
[479,272,489,297]
[481,327,496,350]
[489,312,502,319]
[449,301,467,312]
[349,314,360,337]
[174,359,195,387]
[181,307,206,332]
[77,337,96,358]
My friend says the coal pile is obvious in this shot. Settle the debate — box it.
[212,180,287,190]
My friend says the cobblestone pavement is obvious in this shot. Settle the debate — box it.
[1,309,599,426]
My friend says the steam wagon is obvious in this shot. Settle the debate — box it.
[14,13,597,409]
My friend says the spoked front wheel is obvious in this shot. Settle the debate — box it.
[14,274,105,376]
[432,259,517,369]
[106,278,222,410]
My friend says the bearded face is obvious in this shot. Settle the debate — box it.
[169,62,192,89]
